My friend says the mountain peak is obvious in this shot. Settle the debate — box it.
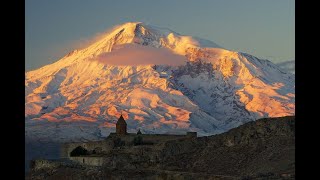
[25,22,295,143]
[115,22,174,36]
[78,22,222,58]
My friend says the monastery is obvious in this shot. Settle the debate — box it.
[61,115,197,166]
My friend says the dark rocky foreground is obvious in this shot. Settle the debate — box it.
[26,116,295,180]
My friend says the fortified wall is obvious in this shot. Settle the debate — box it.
[60,115,197,167]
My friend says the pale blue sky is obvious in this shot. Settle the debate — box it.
[25,0,294,71]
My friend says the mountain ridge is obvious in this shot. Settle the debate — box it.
[25,22,295,142]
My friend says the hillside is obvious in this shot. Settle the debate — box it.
[26,116,295,179]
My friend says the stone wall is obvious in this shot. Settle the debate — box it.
[105,133,192,147]
[139,134,191,143]
[69,156,104,166]
[60,140,114,158]
[61,133,196,162]
[186,132,197,138]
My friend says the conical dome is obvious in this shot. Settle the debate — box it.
[116,115,127,125]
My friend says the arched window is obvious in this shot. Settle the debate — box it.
[70,146,88,157]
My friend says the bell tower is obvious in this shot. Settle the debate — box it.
[116,114,127,135]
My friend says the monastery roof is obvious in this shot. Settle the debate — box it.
[116,115,127,125]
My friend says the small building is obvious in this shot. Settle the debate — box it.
[60,115,199,166]
[116,114,127,135]
[186,132,197,138]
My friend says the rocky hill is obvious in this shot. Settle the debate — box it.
[26,116,295,179]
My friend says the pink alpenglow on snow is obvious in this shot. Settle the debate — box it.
[94,44,187,66]
[25,22,294,142]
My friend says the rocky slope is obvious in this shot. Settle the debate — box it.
[160,116,295,177]
[26,116,295,179]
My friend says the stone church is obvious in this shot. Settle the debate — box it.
[60,115,197,166]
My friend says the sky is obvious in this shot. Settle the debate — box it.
[25,0,294,71]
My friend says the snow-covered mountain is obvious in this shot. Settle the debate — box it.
[25,22,295,142]
[277,60,295,74]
